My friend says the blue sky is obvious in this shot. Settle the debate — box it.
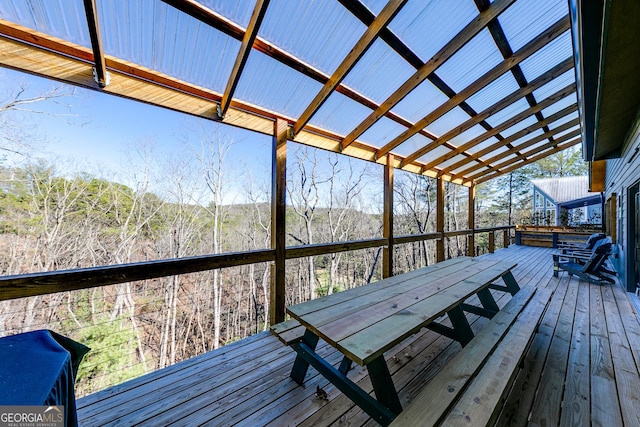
[0,67,382,210]
[0,66,275,204]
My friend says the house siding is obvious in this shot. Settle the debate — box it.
[605,112,640,291]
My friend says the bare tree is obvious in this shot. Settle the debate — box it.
[0,82,74,160]
[193,127,233,349]
[394,173,436,269]
[324,155,365,295]
[242,168,271,332]
[156,153,206,366]
[287,147,331,301]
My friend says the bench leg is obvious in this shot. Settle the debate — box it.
[367,356,403,416]
[290,329,319,385]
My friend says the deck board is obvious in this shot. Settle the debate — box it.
[589,284,623,426]
[76,245,640,426]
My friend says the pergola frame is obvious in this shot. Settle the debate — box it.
[0,0,580,322]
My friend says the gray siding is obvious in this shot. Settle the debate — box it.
[605,113,640,290]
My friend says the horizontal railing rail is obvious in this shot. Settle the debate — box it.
[0,226,516,301]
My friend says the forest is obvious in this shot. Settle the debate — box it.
[0,82,587,396]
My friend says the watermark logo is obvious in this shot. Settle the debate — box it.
[0,406,64,427]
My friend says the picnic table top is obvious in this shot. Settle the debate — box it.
[287,257,518,365]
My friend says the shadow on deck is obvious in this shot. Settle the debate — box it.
[77,245,640,426]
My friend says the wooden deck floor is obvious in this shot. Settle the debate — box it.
[76,245,640,426]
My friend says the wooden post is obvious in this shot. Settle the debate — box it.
[468,184,475,257]
[270,118,287,324]
[488,231,495,254]
[503,229,509,248]
[382,154,394,278]
[436,177,445,262]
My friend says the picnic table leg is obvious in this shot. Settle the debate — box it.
[289,337,397,425]
[477,288,500,315]
[501,270,520,295]
[290,329,319,385]
[367,356,403,415]
[461,288,500,319]
[447,305,475,347]
[339,356,353,375]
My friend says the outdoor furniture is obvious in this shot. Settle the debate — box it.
[558,232,605,253]
[556,237,617,278]
[271,257,521,426]
[391,285,552,426]
[0,330,89,427]
[553,241,615,284]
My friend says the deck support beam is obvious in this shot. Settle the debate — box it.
[489,230,495,253]
[437,177,445,262]
[468,183,475,257]
[270,118,287,324]
[82,0,108,87]
[383,154,394,278]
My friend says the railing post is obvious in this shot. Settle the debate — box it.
[382,154,394,278]
[503,229,509,248]
[468,184,475,257]
[270,118,287,324]
[436,177,445,262]
[488,231,495,253]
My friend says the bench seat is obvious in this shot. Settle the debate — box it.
[391,285,552,426]
[270,318,305,345]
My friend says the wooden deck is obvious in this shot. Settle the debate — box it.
[76,245,640,426]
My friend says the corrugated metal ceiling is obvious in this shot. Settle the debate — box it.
[0,0,579,186]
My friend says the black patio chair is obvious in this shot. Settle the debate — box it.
[557,237,617,276]
[553,240,615,284]
[558,232,605,254]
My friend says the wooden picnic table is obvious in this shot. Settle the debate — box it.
[277,256,520,426]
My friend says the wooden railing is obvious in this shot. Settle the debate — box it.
[515,225,602,248]
[0,226,515,301]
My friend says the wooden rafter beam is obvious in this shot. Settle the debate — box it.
[440,102,577,176]
[339,0,506,162]
[218,0,270,119]
[402,57,574,168]
[475,0,555,150]
[462,125,581,181]
[376,15,570,159]
[0,19,463,185]
[473,133,581,181]
[340,0,517,150]
[293,0,408,136]
[82,0,107,87]
[160,0,439,143]
[475,137,581,184]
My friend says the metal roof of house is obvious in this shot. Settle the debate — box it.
[0,0,580,186]
[531,175,599,204]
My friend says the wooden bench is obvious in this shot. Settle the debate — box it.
[271,257,522,426]
[391,285,552,426]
